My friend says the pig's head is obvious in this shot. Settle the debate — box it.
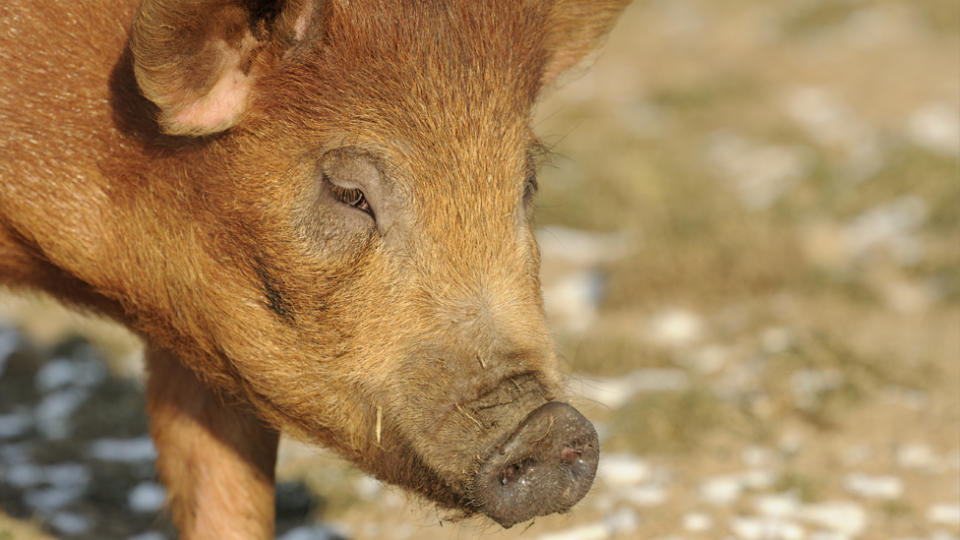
[125,0,626,527]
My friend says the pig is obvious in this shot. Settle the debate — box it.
[0,0,628,537]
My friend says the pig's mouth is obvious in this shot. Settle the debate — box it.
[470,401,599,527]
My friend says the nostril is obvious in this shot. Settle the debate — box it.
[560,446,582,466]
[500,462,520,485]
[499,458,534,486]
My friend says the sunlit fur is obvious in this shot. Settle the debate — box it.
[0,0,628,537]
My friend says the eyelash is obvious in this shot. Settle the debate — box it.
[328,182,374,218]
[523,173,538,205]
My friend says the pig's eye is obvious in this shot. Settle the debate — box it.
[329,182,374,218]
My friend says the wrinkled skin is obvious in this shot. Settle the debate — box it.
[0,0,628,537]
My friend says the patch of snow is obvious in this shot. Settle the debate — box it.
[0,410,32,439]
[707,131,812,210]
[683,512,713,532]
[88,436,157,463]
[791,369,843,410]
[622,484,668,507]
[783,87,882,183]
[928,502,960,527]
[44,463,91,490]
[129,482,167,513]
[127,532,167,540]
[605,507,640,535]
[35,357,106,392]
[354,476,382,499]
[907,103,960,157]
[536,226,632,266]
[686,344,729,374]
[34,388,89,439]
[648,308,704,347]
[278,524,349,540]
[896,443,937,470]
[573,369,689,409]
[700,475,743,506]
[597,454,652,486]
[844,472,903,500]
[538,522,610,540]
[742,447,774,468]
[543,270,606,333]
[25,485,86,513]
[730,516,805,540]
[50,511,92,535]
[799,500,867,536]
[0,327,18,377]
[6,463,44,488]
[754,494,801,518]
[843,196,927,266]
[761,327,794,355]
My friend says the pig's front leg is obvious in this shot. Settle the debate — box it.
[145,349,279,540]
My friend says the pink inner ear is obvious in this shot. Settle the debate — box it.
[293,0,315,41]
[171,67,252,134]
[165,38,257,135]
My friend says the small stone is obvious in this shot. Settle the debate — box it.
[683,512,713,532]
[700,475,743,506]
[844,472,903,500]
[927,502,960,526]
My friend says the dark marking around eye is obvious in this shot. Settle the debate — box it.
[254,257,293,324]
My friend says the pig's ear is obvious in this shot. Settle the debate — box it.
[540,0,629,88]
[130,0,316,136]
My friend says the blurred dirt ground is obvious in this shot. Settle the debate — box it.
[2,0,958,539]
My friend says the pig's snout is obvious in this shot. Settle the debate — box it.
[475,402,599,527]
